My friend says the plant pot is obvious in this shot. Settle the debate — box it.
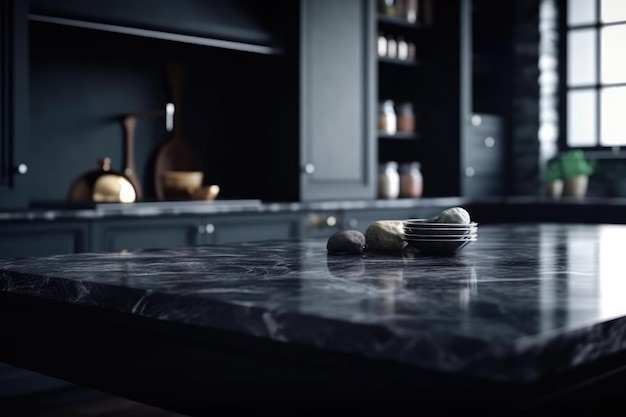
[547,179,563,199]
[564,175,588,198]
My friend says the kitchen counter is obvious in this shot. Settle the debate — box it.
[0,197,468,222]
[2,196,626,224]
[2,223,626,412]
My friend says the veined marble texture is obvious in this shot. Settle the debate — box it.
[2,223,626,382]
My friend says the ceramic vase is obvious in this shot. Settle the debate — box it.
[547,179,563,199]
[564,175,588,198]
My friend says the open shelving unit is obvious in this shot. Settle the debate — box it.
[375,0,434,185]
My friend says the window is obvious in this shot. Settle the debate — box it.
[563,0,626,148]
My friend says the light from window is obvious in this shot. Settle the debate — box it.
[565,0,626,147]
[567,89,597,146]
[600,86,626,146]
[601,0,626,23]
[568,0,596,25]
[600,25,626,84]
[567,29,596,86]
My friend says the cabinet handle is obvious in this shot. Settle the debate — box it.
[16,163,28,174]
[465,167,475,177]
[470,115,482,126]
[197,224,215,234]
[325,216,337,227]
[484,137,495,148]
[308,213,340,229]
[165,103,175,132]
[303,163,315,174]
[347,218,358,228]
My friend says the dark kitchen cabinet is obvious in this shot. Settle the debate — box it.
[462,113,504,196]
[297,0,376,201]
[204,213,302,244]
[0,221,89,258]
[0,0,29,208]
[93,213,302,252]
[94,216,207,252]
[342,207,441,233]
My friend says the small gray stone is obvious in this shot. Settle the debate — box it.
[427,207,471,224]
[364,220,406,252]
[326,230,366,254]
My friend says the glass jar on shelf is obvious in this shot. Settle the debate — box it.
[378,161,400,199]
[378,100,397,135]
[404,0,418,23]
[399,162,423,198]
[397,36,408,61]
[377,31,387,57]
[407,41,416,61]
[379,0,396,16]
[397,102,415,133]
[386,35,398,59]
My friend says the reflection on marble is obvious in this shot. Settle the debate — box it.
[2,223,626,382]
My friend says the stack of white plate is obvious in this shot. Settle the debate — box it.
[403,219,478,255]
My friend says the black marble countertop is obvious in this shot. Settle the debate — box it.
[2,222,626,385]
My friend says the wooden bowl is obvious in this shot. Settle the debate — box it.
[191,185,220,201]
[162,170,204,200]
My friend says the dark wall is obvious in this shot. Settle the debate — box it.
[510,0,541,196]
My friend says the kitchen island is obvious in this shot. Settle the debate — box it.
[2,223,626,413]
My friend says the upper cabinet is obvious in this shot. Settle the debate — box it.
[297,0,376,201]
[0,0,29,208]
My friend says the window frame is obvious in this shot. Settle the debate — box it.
[558,0,626,156]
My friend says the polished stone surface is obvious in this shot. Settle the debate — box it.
[1,223,626,383]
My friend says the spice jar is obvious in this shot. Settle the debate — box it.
[378,100,397,135]
[399,161,423,198]
[405,0,418,23]
[397,36,409,61]
[378,161,400,199]
[386,35,398,59]
[377,31,387,57]
[398,102,415,133]
[407,41,416,61]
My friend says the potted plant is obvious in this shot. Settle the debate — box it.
[545,158,563,199]
[559,150,595,198]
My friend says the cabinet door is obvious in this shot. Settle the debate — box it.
[0,0,29,208]
[299,0,376,201]
[95,217,207,252]
[0,222,89,258]
[462,113,504,197]
[205,214,301,244]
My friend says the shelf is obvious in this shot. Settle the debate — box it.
[379,132,420,140]
[377,14,426,29]
[28,14,283,55]
[378,56,419,67]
